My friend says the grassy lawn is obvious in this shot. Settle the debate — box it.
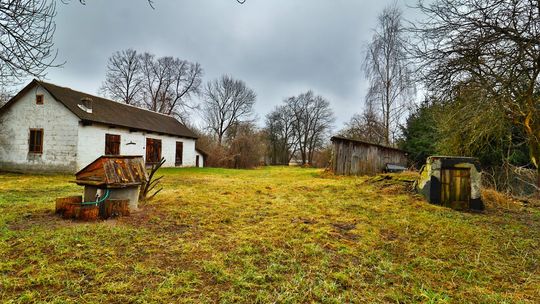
[0,166,539,303]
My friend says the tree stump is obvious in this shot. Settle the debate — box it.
[55,196,82,215]
[79,204,99,221]
[100,199,130,219]
[63,203,81,219]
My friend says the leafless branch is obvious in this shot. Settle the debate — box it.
[364,3,416,145]
[0,0,62,86]
[201,75,256,145]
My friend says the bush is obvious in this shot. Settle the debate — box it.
[196,122,266,169]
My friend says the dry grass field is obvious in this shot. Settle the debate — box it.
[0,167,539,303]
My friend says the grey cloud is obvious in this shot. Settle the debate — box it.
[25,0,418,130]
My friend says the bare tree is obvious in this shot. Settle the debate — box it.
[412,0,540,190]
[364,4,415,145]
[0,88,12,107]
[265,104,298,165]
[202,75,256,145]
[139,53,203,122]
[287,91,334,165]
[340,101,386,144]
[69,0,155,8]
[0,0,59,86]
[74,0,244,7]
[227,121,266,168]
[100,49,143,105]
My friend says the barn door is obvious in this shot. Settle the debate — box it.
[441,168,471,209]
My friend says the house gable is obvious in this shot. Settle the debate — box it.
[0,82,80,173]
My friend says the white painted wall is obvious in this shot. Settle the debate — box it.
[77,123,198,170]
[0,83,200,173]
[195,150,205,168]
[0,86,80,172]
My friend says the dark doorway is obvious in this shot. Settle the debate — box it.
[441,168,471,209]
[175,142,183,166]
[196,155,200,167]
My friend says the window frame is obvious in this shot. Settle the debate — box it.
[29,128,44,154]
[105,133,121,155]
[36,94,44,105]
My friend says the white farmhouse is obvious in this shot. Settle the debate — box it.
[0,79,206,173]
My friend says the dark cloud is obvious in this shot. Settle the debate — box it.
[32,0,418,130]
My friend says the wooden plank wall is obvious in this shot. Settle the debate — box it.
[332,139,407,176]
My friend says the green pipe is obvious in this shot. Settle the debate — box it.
[81,189,110,206]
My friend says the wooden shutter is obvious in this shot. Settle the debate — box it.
[36,95,44,105]
[105,134,121,155]
[29,129,43,154]
[146,138,162,165]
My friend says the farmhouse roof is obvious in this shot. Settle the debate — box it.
[330,135,407,154]
[0,79,198,139]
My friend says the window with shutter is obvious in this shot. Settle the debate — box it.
[105,134,121,155]
[29,129,43,154]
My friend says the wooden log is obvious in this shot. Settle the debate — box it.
[79,205,99,221]
[55,196,82,215]
[63,203,81,219]
[100,199,130,219]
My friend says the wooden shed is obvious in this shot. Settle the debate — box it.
[330,136,408,176]
[417,156,484,210]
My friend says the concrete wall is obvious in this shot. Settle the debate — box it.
[0,86,79,173]
[417,156,483,210]
[77,123,198,170]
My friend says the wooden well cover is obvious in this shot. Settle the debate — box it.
[75,156,148,188]
[441,168,471,210]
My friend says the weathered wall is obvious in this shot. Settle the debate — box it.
[332,139,407,176]
[0,84,200,173]
[417,157,483,210]
[77,123,197,170]
[0,86,79,173]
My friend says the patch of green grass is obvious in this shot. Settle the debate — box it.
[0,166,539,303]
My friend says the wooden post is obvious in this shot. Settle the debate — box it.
[100,199,130,219]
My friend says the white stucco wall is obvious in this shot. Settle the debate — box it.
[0,83,200,173]
[0,86,80,172]
[195,150,205,168]
[77,123,198,170]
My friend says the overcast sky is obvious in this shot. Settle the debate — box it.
[30,0,421,130]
